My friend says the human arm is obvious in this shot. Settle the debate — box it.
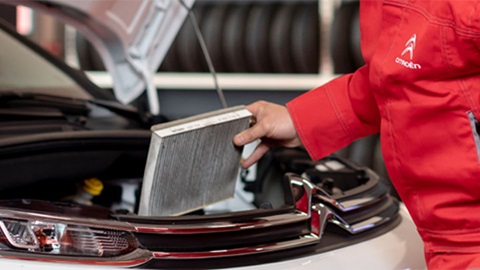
[234,65,380,168]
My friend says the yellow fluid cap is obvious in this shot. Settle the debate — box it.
[82,178,104,196]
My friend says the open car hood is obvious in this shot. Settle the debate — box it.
[1,0,194,114]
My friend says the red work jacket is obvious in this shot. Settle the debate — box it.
[287,0,480,268]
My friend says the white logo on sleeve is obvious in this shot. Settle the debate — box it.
[395,34,422,69]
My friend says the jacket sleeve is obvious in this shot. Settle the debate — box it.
[286,65,380,160]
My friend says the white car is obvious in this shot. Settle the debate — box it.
[0,1,426,269]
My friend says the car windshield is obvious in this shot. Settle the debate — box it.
[0,27,92,100]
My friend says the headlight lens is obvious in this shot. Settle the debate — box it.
[0,219,139,257]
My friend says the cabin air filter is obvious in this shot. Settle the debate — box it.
[139,106,252,216]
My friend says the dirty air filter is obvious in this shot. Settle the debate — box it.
[139,106,251,216]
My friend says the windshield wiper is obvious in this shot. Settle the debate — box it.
[0,92,89,116]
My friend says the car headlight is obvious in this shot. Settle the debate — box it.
[0,219,139,257]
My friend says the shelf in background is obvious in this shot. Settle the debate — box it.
[86,72,339,91]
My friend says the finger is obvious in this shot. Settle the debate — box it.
[241,142,270,169]
[234,123,267,147]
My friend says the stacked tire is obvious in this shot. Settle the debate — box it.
[160,0,321,73]
[330,0,363,74]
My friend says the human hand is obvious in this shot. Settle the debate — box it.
[233,101,303,168]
